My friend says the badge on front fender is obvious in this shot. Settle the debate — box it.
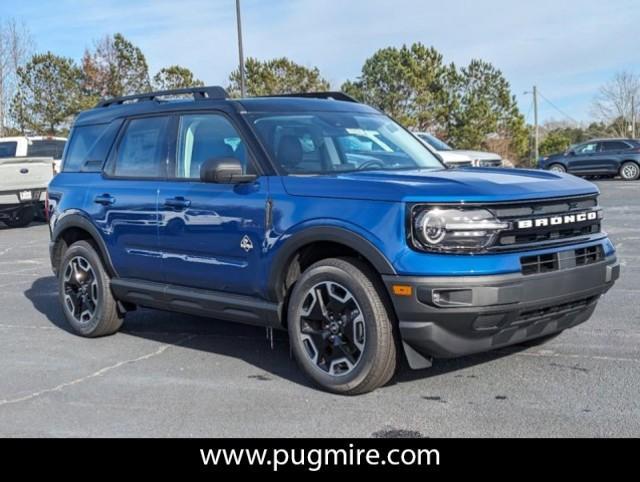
[240,235,253,252]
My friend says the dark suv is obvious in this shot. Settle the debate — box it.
[539,138,640,180]
[48,87,619,394]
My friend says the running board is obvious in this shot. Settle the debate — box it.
[110,278,281,328]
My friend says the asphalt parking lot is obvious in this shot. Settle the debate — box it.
[0,180,638,437]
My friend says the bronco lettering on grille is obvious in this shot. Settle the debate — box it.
[516,211,598,229]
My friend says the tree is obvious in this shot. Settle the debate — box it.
[228,57,330,97]
[592,71,640,138]
[342,43,456,130]
[448,60,528,161]
[539,130,572,156]
[10,52,83,134]
[82,33,150,101]
[0,18,33,135]
[152,65,203,91]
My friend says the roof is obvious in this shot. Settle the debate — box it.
[584,138,639,143]
[74,87,378,126]
[0,136,67,142]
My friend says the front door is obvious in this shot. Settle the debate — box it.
[567,141,600,174]
[157,113,268,297]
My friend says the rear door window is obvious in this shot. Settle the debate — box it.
[601,141,631,152]
[112,116,170,178]
[0,141,17,158]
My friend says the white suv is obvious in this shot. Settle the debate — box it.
[414,132,503,167]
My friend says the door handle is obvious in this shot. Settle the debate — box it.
[94,194,115,205]
[164,197,191,209]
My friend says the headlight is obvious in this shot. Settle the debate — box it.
[412,208,509,252]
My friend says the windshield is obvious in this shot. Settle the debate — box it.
[416,133,452,151]
[247,112,444,174]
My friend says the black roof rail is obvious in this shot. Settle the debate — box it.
[96,86,229,108]
[259,91,359,103]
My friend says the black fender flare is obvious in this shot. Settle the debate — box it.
[266,226,397,301]
[51,214,118,277]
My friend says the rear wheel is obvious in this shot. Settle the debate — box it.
[548,163,566,174]
[3,205,35,228]
[287,257,398,395]
[59,240,123,337]
[619,161,640,181]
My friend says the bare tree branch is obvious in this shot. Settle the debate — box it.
[592,71,640,137]
[0,18,33,135]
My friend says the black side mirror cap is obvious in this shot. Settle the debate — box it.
[200,158,257,184]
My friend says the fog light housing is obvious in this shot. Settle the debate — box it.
[431,288,473,307]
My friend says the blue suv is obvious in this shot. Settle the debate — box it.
[539,138,640,180]
[48,87,619,394]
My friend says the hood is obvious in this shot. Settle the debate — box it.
[452,150,502,161]
[281,168,598,203]
[540,152,566,161]
[436,151,474,164]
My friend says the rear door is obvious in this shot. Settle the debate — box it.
[599,140,634,174]
[156,112,268,296]
[84,115,170,282]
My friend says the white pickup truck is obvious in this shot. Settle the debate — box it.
[0,136,66,227]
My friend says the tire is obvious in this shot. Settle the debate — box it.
[548,163,566,174]
[3,205,35,228]
[619,161,640,181]
[287,257,398,395]
[519,331,563,347]
[58,240,123,337]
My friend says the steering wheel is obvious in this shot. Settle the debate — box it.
[357,160,385,171]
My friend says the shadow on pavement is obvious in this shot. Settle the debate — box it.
[25,274,533,393]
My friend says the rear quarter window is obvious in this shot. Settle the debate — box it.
[63,120,122,172]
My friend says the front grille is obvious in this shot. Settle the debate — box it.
[449,161,474,168]
[489,195,602,251]
[520,245,604,275]
[479,159,502,167]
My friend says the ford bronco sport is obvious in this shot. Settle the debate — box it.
[48,86,619,394]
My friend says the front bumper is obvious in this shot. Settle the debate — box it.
[384,255,619,360]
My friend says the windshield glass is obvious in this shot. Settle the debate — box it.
[247,112,444,174]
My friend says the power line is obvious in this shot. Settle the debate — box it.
[537,90,580,125]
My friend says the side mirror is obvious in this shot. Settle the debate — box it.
[200,158,257,184]
[567,149,575,156]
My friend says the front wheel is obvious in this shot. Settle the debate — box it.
[548,163,566,174]
[59,240,123,337]
[619,161,640,181]
[287,257,398,395]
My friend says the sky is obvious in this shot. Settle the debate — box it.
[1,0,638,125]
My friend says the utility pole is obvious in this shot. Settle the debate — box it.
[632,94,636,139]
[533,85,539,161]
[235,0,246,98]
